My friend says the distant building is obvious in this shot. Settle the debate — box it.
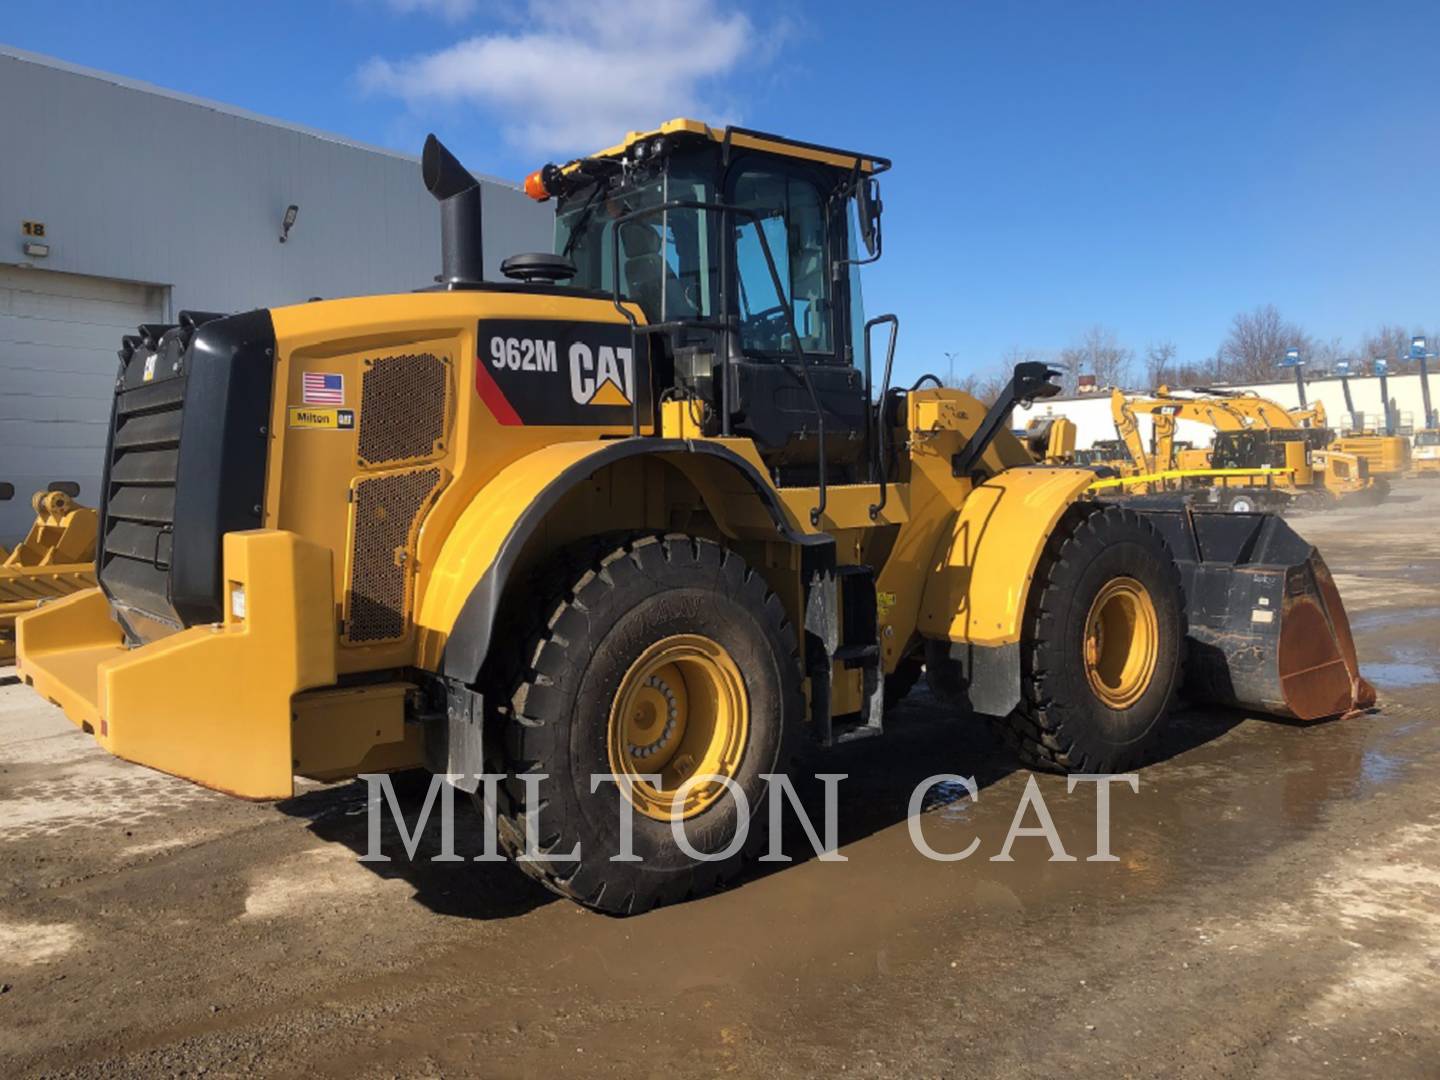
[0,45,550,541]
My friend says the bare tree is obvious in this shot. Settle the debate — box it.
[1059,326,1132,391]
[1309,335,1346,374]
[1055,346,1083,395]
[1216,305,1313,382]
[1358,324,1420,373]
[1144,340,1177,389]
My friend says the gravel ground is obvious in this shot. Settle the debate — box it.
[1,480,1437,1078]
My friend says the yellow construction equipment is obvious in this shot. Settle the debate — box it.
[1414,430,1440,476]
[1289,400,1328,430]
[1022,415,1077,464]
[1108,388,1370,506]
[1,490,98,663]
[1330,432,1411,479]
[15,120,1374,913]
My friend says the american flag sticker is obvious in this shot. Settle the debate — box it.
[302,371,344,405]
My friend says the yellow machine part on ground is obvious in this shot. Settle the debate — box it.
[0,491,98,663]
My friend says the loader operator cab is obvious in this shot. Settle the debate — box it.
[522,121,889,486]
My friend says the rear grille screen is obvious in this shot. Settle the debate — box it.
[345,466,445,643]
[357,353,450,466]
[99,311,275,640]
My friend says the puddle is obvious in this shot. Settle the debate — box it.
[1364,660,1440,690]
[1360,749,1406,789]
[1350,606,1440,633]
[918,777,978,822]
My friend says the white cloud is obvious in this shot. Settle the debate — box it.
[384,0,478,22]
[359,0,758,157]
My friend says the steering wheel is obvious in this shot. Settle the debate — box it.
[742,304,791,350]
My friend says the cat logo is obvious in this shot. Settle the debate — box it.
[569,341,633,407]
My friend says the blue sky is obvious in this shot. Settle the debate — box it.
[6,0,1439,389]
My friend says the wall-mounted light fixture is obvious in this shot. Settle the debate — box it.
[279,204,299,243]
[23,241,49,257]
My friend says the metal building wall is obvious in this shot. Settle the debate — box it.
[0,46,551,542]
[0,46,550,310]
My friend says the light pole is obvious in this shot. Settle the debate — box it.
[1280,346,1306,408]
[1411,336,1436,431]
[1336,360,1362,433]
[1373,357,1394,436]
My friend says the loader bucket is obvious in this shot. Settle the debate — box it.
[1133,508,1376,720]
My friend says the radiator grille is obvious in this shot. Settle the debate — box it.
[357,353,450,466]
[345,466,445,643]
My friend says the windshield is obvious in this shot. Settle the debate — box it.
[549,155,850,364]
[554,167,716,326]
[1417,431,1440,446]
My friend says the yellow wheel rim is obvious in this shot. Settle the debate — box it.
[1083,577,1159,710]
[607,634,750,822]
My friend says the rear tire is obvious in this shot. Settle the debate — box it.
[486,534,804,915]
[994,506,1184,773]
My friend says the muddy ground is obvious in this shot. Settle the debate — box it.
[2,481,1438,1079]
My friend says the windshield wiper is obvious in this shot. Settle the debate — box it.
[561,182,606,259]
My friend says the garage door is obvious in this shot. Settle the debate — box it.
[0,266,167,544]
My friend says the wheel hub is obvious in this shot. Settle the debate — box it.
[607,634,750,822]
[1083,576,1160,710]
[627,674,680,758]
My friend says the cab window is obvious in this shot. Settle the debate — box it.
[731,169,832,357]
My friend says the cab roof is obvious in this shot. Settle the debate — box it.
[585,118,891,175]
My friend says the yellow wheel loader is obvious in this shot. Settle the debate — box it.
[1,488,98,663]
[15,121,1373,913]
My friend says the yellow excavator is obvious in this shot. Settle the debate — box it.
[15,120,1374,913]
[1104,388,1370,508]
[1189,388,1378,500]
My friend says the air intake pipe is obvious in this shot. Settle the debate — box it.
[423,134,484,285]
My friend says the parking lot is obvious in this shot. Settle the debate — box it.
[2,481,1438,1078]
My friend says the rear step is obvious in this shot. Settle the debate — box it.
[1135,507,1376,720]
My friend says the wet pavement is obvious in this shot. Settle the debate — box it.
[1,481,1438,1078]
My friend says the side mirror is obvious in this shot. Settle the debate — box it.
[856,176,882,258]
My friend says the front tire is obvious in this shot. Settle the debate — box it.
[487,535,803,915]
[994,506,1184,773]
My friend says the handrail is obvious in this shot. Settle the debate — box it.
[606,199,829,526]
[863,314,899,519]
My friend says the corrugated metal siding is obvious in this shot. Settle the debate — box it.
[0,49,550,309]
[0,47,551,544]
[0,265,165,539]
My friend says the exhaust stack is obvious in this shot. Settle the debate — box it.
[423,134,483,285]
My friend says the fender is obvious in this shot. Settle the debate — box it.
[917,467,1095,716]
[416,438,823,684]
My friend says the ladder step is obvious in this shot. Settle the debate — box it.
[834,643,878,664]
